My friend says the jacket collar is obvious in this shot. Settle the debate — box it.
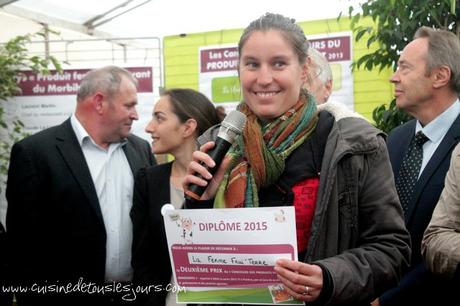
[318,101,383,158]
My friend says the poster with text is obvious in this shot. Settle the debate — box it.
[198,31,354,112]
[163,206,302,305]
[308,31,354,110]
[1,66,156,143]
[198,44,240,115]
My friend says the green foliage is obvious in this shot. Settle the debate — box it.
[372,99,412,134]
[349,0,457,72]
[348,0,458,133]
[0,31,61,191]
[0,33,61,100]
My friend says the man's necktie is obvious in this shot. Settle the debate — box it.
[396,131,429,214]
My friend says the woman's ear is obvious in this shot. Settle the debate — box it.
[182,118,198,138]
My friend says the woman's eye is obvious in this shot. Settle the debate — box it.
[273,61,286,68]
[245,61,258,68]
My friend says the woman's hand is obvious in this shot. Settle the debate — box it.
[183,141,231,200]
[274,258,324,302]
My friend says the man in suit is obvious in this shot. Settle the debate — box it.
[377,27,460,305]
[6,66,156,306]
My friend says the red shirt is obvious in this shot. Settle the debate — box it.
[292,177,319,253]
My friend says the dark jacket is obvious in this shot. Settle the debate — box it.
[6,118,155,306]
[188,102,411,306]
[382,116,460,306]
[131,162,174,306]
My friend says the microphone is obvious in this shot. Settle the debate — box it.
[185,110,246,201]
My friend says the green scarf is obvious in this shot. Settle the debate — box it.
[214,92,318,208]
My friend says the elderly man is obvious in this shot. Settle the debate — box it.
[305,47,333,104]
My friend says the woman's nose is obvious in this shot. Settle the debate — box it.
[257,65,273,85]
[145,120,155,133]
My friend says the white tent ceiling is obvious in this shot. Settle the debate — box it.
[1,0,363,39]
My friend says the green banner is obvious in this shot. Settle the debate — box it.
[211,76,241,103]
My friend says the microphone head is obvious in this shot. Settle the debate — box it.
[222,110,247,133]
[217,110,247,143]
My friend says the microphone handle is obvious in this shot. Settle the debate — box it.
[185,137,232,201]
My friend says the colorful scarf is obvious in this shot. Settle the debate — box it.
[214,92,318,208]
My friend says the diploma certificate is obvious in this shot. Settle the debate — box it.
[163,206,303,304]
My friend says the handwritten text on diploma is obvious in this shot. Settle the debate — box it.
[188,253,291,266]
[170,244,295,288]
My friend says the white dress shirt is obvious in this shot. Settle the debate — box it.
[71,114,134,282]
[416,99,460,177]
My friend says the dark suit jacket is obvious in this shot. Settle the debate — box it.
[131,162,174,306]
[382,115,460,305]
[5,118,155,306]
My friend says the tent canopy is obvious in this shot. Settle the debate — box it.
[1,0,362,38]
